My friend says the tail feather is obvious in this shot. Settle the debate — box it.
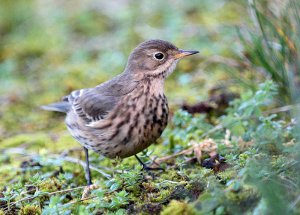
[41,102,70,113]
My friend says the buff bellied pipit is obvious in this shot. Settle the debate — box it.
[42,39,198,185]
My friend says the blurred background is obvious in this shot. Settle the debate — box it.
[0,0,247,141]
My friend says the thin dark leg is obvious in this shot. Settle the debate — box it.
[135,155,164,171]
[83,147,92,185]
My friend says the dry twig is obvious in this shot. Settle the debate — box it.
[154,139,217,164]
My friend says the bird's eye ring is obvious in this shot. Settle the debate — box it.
[153,52,165,60]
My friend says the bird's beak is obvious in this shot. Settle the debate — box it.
[174,49,199,59]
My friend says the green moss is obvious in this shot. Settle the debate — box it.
[217,169,236,182]
[185,167,214,180]
[39,178,62,193]
[159,170,187,182]
[0,133,52,150]
[150,189,172,202]
[19,205,41,215]
[238,153,249,167]
[161,200,197,215]
[225,185,258,205]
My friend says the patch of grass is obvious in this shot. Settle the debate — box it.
[238,0,300,105]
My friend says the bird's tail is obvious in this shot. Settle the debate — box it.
[40,102,70,113]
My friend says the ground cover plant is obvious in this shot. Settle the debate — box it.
[0,0,299,214]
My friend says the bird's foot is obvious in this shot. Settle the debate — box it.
[135,155,164,172]
[141,165,164,180]
[81,184,98,200]
[142,165,164,172]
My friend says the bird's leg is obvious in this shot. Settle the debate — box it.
[135,155,164,171]
[83,147,92,185]
[81,147,98,200]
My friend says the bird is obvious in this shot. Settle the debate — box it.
[42,39,198,185]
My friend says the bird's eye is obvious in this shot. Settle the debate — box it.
[154,52,165,60]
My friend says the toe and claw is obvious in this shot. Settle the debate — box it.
[134,155,164,172]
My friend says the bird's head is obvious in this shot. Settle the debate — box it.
[125,39,198,78]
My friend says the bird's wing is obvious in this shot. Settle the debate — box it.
[65,73,138,122]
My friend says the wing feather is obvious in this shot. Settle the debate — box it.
[64,72,138,122]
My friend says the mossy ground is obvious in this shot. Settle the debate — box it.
[1,0,300,214]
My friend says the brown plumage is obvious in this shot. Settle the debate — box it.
[42,39,198,184]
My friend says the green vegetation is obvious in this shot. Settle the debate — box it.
[0,0,299,214]
[238,0,300,105]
